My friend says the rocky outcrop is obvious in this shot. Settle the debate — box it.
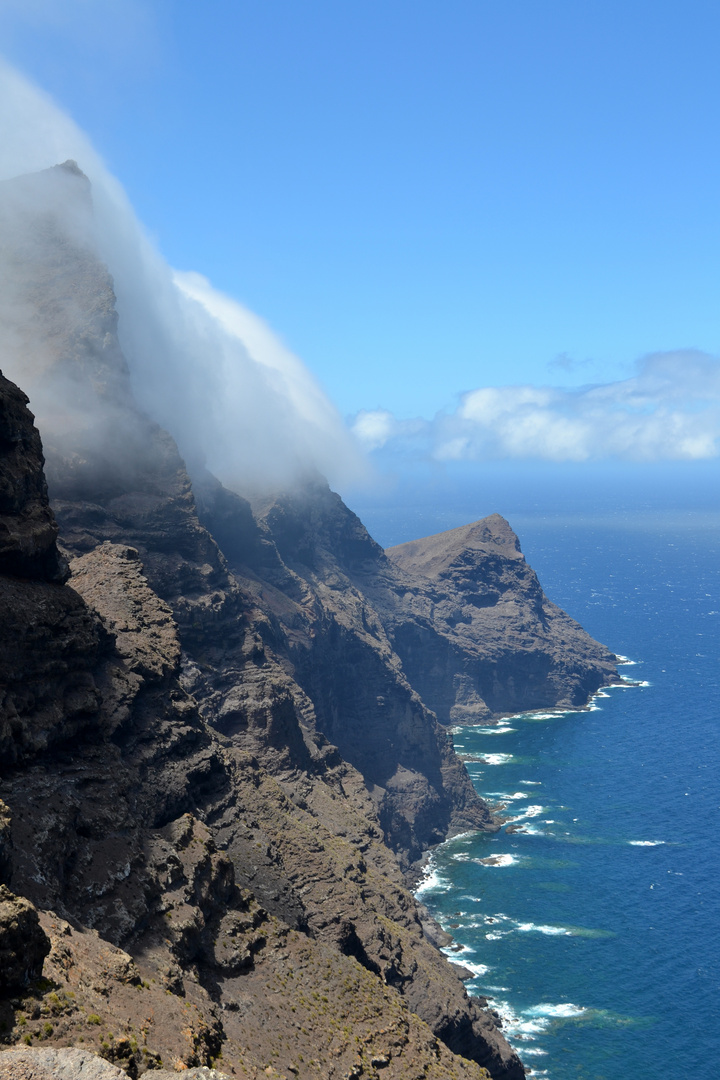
[0,372,68,584]
[0,1047,234,1080]
[196,475,496,863]
[0,1047,133,1079]
[0,886,50,990]
[385,514,619,721]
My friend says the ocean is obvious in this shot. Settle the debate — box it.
[352,488,720,1080]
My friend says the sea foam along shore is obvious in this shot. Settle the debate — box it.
[416,672,645,1074]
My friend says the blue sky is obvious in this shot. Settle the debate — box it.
[1,0,719,497]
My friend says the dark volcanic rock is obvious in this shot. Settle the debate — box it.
[199,476,497,863]
[0,885,50,990]
[0,379,508,1077]
[0,372,68,584]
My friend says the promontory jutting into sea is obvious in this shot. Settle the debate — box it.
[0,161,717,1080]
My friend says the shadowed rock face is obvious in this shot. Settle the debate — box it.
[0,162,612,1080]
[202,478,499,857]
[0,372,68,584]
[0,885,50,990]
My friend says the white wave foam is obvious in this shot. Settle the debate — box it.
[441,942,476,959]
[512,1018,547,1036]
[481,753,514,765]
[516,922,571,935]
[628,840,665,846]
[415,864,451,895]
[476,726,516,735]
[459,961,491,978]
[520,780,542,785]
[527,1002,587,1018]
[474,853,518,867]
[615,654,638,664]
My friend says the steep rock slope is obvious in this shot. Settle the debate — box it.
[196,475,495,861]
[0,164,527,1077]
[197,477,617,746]
[0,370,519,1078]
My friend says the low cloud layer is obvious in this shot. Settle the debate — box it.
[0,60,365,492]
[353,351,720,464]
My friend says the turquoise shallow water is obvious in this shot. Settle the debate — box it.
[354,498,720,1080]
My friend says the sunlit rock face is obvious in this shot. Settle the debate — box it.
[385,514,619,721]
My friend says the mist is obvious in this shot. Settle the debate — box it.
[0,60,366,494]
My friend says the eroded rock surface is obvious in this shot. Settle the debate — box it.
[0,1047,128,1079]
[0,886,50,991]
[0,364,508,1077]
[0,371,67,584]
[385,514,619,720]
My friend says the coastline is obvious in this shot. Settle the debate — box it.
[414,671,645,1077]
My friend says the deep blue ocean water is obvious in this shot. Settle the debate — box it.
[351,491,720,1080]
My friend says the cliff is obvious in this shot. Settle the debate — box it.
[0,163,618,1079]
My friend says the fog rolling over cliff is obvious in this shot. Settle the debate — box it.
[0,62,364,494]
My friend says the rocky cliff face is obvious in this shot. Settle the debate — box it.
[0,163,618,1079]
[0,368,517,1080]
[385,515,618,721]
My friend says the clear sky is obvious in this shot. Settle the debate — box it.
[1,0,719,491]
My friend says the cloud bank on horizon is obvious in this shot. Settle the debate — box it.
[0,60,365,492]
[353,350,720,465]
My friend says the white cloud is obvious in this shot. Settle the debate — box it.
[0,60,366,491]
[353,350,720,464]
[351,409,400,451]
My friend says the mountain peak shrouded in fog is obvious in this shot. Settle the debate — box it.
[0,61,366,493]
